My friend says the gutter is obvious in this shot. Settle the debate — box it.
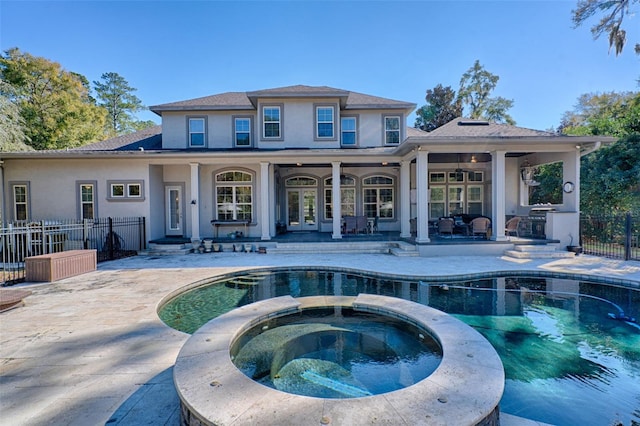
[578,141,601,157]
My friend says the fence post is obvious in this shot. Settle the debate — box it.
[39,220,46,255]
[108,217,114,260]
[624,212,632,261]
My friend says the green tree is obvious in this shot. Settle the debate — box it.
[93,72,144,136]
[572,0,639,56]
[414,84,462,131]
[0,48,106,150]
[559,91,640,213]
[457,60,515,125]
[0,80,32,151]
[559,91,640,137]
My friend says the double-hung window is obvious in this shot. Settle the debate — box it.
[341,116,357,146]
[363,176,394,219]
[79,183,95,220]
[384,116,400,145]
[324,176,356,220]
[316,106,334,139]
[215,171,253,221]
[188,117,206,147]
[234,117,251,147]
[12,183,29,221]
[263,106,281,139]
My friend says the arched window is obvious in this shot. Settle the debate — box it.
[285,176,317,187]
[324,175,356,220]
[363,175,394,218]
[215,171,253,221]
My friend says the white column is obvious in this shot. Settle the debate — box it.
[331,161,342,239]
[415,150,430,243]
[260,162,271,240]
[400,160,411,238]
[491,151,507,241]
[189,162,200,241]
[563,150,580,212]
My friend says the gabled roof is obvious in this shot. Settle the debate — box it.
[72,126,163,151]
[150,85,415,114]
[426,118,555,138]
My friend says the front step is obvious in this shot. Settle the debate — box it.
[389,241,420,257]
[142,242,193,256]
[504,243,576,259]
[269,241,392,255]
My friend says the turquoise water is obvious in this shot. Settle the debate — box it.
[230,307,442,398]
[159,270,640,425]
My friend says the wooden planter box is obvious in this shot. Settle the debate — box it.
[26,249,97,282]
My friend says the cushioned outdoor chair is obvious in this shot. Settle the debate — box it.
[437,218,454,238]
[470,217,491,239]
[505,216,521,238]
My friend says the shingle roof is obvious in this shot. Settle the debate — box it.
[150,85,415,113]
[426,118,555,138]
[72,126,162,151]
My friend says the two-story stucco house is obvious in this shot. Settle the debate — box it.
[0,85,613,255]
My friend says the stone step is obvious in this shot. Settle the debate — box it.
[389,247,420,257]
[270,242,391,254]
[512,244,560,252]
[504,249,576,259]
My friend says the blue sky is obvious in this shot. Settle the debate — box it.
[1,0,638,131]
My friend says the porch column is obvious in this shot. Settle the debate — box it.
[331,161,342,239]
[491,151,508,241]
[400,160,411,238]
[189,162,200,241]
[260,161,271,240]
[563,150,580,212]
[415,150,430,243]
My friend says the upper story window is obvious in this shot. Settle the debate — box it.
[341,116,357,146]
[262,106,281,139]
[316,106,334,139]
[234,117,252,147]
[384,116,400,145]
[188,117,206,147]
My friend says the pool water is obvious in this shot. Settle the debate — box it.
[230,307,443,398]
[159,269,640,425]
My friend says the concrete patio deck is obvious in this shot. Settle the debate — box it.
[1,252,639,426]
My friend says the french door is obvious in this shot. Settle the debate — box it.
[286,188,317,231]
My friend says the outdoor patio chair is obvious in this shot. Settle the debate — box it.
[470,217,491,239]
[437,218,454,238]
[505,216,521,238]
[356,215,368,234]
[343,216,357,234]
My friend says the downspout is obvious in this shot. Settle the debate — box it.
[0,160,5,227]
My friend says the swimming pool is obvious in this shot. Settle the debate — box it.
[159,268,640,425]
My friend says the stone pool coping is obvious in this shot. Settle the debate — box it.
[174,294,505,426]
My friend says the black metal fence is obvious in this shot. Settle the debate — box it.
[580,213,639,261]
[1,217,146,286]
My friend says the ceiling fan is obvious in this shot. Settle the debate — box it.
[453,154,476,178]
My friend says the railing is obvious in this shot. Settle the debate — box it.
[580,213,639,261]
[1,217,146,286]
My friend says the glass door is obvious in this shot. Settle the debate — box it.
[165,185,183,236]
[287,188,317,231]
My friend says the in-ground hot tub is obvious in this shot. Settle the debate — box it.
[174,295,505,425]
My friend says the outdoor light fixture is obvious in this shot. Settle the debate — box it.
[520,160,540,187]
[471,155,477,163]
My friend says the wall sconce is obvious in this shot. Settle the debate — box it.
[191,199,197,205]
[381,161,388,166]
[471,155,477,163]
